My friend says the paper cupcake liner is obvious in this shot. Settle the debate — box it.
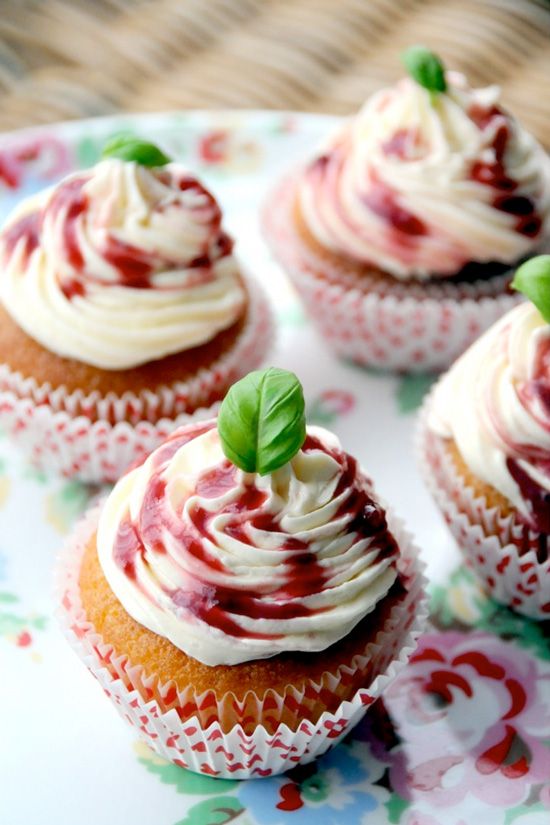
[418,390,550,619]
[56,504,428,779]
[0,278,273,483]
[262,176,522,373]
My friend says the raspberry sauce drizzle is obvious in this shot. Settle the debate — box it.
[100,236,156,288]
[110,425,399,640]
[1,211,41,266]
[502,338,550,540]
[48,176,87,271]
[305,433,399,562]
[382,128,425,161]
[362,177,427,237]
[467,110,542,239]
[1,166,235,299]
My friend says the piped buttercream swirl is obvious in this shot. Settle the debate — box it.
[0,158,245,369]
[97,422,399,666]
[429,301,550,531]
[298,73,550,280]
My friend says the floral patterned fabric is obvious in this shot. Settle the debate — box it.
[0,112,548,825]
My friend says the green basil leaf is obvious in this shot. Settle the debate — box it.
[217,368,306,475]
[101,135,171,167]
[401,45,447,93]
[511,255,550,322]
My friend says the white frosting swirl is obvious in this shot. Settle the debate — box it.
[299,73,550,280]
[0,159,245,369]
[97,422,398,666]
[429,301,550,529]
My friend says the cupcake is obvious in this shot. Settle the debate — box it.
[57,367,426,778]
[263,47,550,372]
[420,255,550,618]
[0,136,272,482]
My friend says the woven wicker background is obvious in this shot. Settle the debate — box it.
[0,0,549,145]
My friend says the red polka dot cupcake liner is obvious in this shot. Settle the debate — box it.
[262,176,522,373]
[418,394,550,619]
[55,505,428,779]
[0,277,273,483]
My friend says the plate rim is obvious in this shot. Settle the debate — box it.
[0,108,344,147]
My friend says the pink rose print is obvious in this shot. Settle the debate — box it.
[197,128,261,171]
[308,389,356,427]
[317,389,355,416]
[198,130,229,165]
[276,115,299,134]
[15,630,32,647]
[0,136,71,190]
[385,631,550,811]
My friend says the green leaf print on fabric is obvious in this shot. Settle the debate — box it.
[384,792,411,824]
[22,466,48,483]
[76,136,102,168]
[0,611,25,635]
[396,372,436,414]
[135,742,238,795]
[276,303,305,327]
[0,591,48,650]
[308,389,355,427]
[299,773,331,803]
[45,480,97,534]
[430,566,550,661]
[175,797,245,825]
[504,798,549,824]
[0,610,47,635]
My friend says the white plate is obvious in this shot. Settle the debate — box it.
[0,111,548,825]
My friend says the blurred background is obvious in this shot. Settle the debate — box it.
[0,0,548,145]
